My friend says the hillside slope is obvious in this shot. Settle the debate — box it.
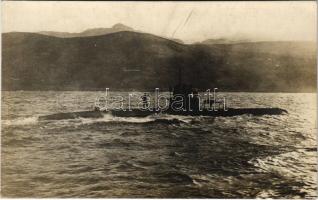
[2,31,316,92]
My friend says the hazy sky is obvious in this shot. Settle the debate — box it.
[2,1,316,43]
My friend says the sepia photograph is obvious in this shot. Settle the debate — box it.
[1,1,317,198]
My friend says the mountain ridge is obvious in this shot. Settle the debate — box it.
[2,30,316,92]
[37,23,135,38]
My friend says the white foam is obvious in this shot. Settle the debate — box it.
[79,113,192,125]
[2,116,38,126]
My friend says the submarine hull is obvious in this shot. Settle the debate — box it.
[111,108,287,117]
[39,108,287,120]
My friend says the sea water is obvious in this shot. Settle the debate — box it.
[1,91,317,198]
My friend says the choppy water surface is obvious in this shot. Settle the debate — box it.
[1,91,317,198]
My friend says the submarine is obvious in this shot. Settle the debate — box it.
[39,84,288,121]
[39,66,288,121]
[38,107,287,121]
